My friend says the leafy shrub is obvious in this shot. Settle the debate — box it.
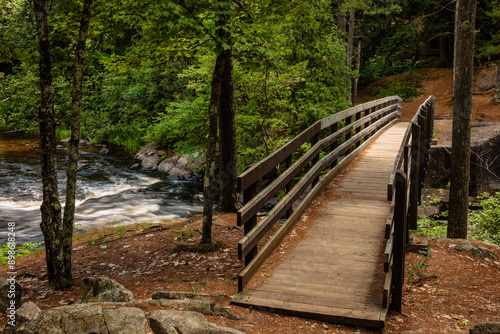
[468,192,500,245]
[372,70,423,101]
[0,242,43,266]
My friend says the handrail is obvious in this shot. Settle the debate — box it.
[236,95,403,292]
[383,96,435,312]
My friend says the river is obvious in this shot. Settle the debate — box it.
[0,133,203,245]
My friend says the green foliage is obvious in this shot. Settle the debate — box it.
[170,224,201,242]
[406,246,431,281]
[372,70,424,101]
[468,192,500,245]
[0,242,43,266]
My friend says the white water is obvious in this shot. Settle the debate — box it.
[0,135,203,244]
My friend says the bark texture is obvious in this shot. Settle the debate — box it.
[337,0,346,40]
[448,0,477,239]
[217,10,238,213]
[62,0,92,279]
[33,0,67,289]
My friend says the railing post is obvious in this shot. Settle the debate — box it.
[243,183,258,265]
[285,154,293,218]
[312,133,320,186]
[330,122,338,169]
[408,123,421,230]
[344,115,352,155]
[354,111,362,148]
[391,169,408,313]
[363,107,372,142]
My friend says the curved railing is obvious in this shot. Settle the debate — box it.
[383,95,435,311]
[236,96,403,291]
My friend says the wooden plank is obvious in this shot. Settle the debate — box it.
[231,293,385,328]
[240,289,382,313]
[256,281,379,304]
[275,261,383,279]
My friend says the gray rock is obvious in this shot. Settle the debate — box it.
[177,154,203,172]
[168,166,192,178]
[16,304,146,334]
[79,139,90,147]
[100,147,109,155]
[147,310,245,334]
[157,299,237,320]
[135,142,161,161]
[2,301,41,334]
[426,122,500,194]
[455,242,498,260]
[103,306,146,334]
[81,277,133,303]
[141,155,161,170]
[470,322,500,334]
[0,277,22,313]
[15,308,64,334]
[158,158,176,173]
[17,301,41,324]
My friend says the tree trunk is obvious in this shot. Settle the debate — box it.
[201,56,222,245]
[448,0,477,239]
[346,7,355,104]
[337,0,346,40]
[200,4,231,245]
[217,13,238,213]
[439,35,451,67]
[494,64,500,104]
[33,0,68,289]
[352,38,361,105]
[62,0,92,280]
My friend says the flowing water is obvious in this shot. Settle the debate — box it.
[0,133,203,245]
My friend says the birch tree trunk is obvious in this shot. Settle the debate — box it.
[448,0,477,239]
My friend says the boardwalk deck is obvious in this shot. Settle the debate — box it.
[231,122,409,328]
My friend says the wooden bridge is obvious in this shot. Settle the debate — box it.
[230,96,436,328]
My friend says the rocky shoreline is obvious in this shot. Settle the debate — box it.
[133,142,204,180]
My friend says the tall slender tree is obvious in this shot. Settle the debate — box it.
[448,0,477,239]
[33,0,92,288]
[62,0,92,279]
[34,0,67,289]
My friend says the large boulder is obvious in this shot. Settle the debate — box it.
[168,166,192,178]
[158,158,178,173]
[0,277,22,313]
[147,310,245,334]
[425,122,500,194]
[2,301,40,334]
[134,142,161,161]
[141,155,161,170]
[155,299,237,320]
[15,304,146,334]
[81,277,133,303]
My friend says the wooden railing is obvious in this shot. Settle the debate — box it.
[383,96,435,312]
[236,96,403,291]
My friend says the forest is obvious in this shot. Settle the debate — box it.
[1,0,498,162]
[0,1,500,333]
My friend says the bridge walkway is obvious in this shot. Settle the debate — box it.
[231,122,409,328]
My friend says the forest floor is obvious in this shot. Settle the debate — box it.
[1,67,500,333]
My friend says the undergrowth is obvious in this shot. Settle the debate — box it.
[415,191,500,246]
